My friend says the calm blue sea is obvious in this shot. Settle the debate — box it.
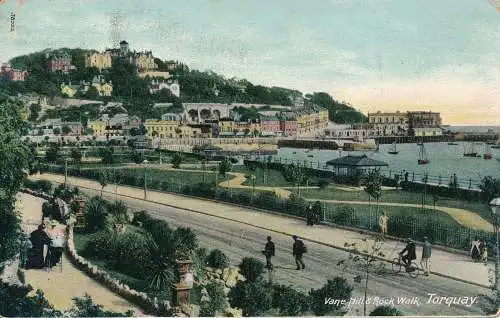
[276,142,500,188]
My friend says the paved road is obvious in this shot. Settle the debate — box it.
[92,189,491,316]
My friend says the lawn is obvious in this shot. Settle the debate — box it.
[302,187,493,223]
[232,166,324,187]
[114,167,233,186]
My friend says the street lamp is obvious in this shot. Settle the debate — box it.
[143,159,149,200]
[490,198,500,291]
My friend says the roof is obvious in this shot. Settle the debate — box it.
[326,155,388,167]
[120,40,129,44]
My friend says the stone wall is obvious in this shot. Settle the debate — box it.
[65,221,171,316]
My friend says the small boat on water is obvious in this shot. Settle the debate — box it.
[484,144,493,160]
[307,154,314,158]
[388,142,399,155]
[448,142,458,145]
[464,142,479,157]
[418,143,429,165]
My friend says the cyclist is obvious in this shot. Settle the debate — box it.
[399,238,416,270]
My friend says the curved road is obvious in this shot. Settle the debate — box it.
[93,189,491,316]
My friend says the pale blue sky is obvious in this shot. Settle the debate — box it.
[1,0,500,124]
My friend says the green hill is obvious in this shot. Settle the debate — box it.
[3,48,367,123]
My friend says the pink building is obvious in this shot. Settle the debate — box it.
[48,53,72,73]
[261,117,281,135]
[1,63,28,81]
[280,120,298,136]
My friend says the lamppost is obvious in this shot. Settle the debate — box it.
[490,198,500,291]
[64,157,69,186]
[143,159,149,200]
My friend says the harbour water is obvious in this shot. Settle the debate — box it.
[274,141,500,188]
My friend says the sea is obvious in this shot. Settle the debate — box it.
[274,141,500,189]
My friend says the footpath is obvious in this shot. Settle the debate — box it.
[15,192,141,314]
[33,173,494,288]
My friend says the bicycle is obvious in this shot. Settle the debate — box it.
[392,255,420,278]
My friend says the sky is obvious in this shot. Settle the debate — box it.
[1,0,500,125]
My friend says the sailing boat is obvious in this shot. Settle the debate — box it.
[388,141,399,155]
[464,142,478,157]
[484,143,493,160]
[492,135,500,149]
[418,143,429,165]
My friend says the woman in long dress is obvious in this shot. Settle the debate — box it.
[471,238,481,262]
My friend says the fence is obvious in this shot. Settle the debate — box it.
[40,164,495,256]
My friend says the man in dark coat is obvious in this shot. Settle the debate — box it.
[262,236,275,270]
[28,224,51,269]
[399,238,416,269]
[292,235,306,270]
[306,204,314,226]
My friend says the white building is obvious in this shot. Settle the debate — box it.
[149,79,180,97]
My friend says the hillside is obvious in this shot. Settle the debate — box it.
[3,47,367,123]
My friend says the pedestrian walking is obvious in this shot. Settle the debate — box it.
[306,204,314,226]
[292,235,307,270]
[379,212,388,236]
[421,236,432,276]
[262,236,275,270]
[471,237,481,262]
[482,246,488,265]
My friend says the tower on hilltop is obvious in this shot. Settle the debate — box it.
[120,40,130,55]
[109,11,124,49]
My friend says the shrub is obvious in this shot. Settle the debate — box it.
[81,230,116,260]
[132,210,153,227]
[369,305,404,316]
[84,196,108,233]
[207,249,230,269]
[272,284,309,316]
[109,231,152,279]
[318,179,330,189]
[331,205,358,226]
[42,202,54,218]
[200,281,228,317]
[238,257,265,283]
[309,277,353,316]
[172,227,198,257]
[190,183,216,198]
[229,157,238,164]
[228,281,273,317]
[191,248,208,280]
[285,193,307,216]
[234,192,251,205]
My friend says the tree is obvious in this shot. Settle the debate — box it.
[0,282,61,317]
[85,86,100,100]
[281,164,307,197]
[338,235,385,316]
[144,232,175,291]
[228,281,273,316]
[53,127,61,135]
[98,148,114,164]
[28,103,41,122]
[45,144,59,163]
[218,157,232,187]
[369,305,404,316]
[84,127,94,136]
[98,170,109,196]
[238,257,265,283]
[362,169,383,229]
[130,150,144,164]
[479,176,500,204]
[61,125,71,135]
[309,277,353,316]
[171,152,182,169]
[70,148,82,164]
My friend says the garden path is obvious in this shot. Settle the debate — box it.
[17,193,142,314]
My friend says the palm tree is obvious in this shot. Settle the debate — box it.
[144,233,175,291]
[84,196,108,232]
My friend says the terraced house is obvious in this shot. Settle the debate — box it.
[145,115,203,139]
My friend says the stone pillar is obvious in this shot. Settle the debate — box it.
[171,259,193,307]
